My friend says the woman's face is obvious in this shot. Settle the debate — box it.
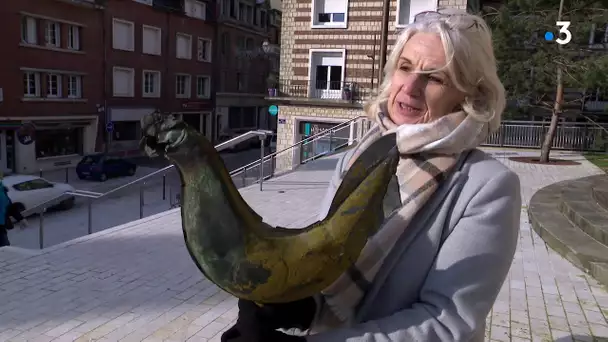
[387,32,466,125]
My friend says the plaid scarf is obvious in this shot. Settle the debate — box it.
[317,109,491,325]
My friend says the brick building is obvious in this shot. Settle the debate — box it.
[0,0,217,173]
[214,0,282,141]
[0,0,105,174]
[104,0,215,155]
[272,0,479,170]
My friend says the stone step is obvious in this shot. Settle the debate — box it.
[590,262,608,287]
[593,187,608,212]
[559,183,608,246]
[529,183,608,287]
[589,175,608,211]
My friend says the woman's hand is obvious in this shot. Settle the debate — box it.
[221,297,316,342]
[238,297,317,330]
[221,323,305,342]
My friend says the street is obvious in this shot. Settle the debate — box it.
[7,148,274,250]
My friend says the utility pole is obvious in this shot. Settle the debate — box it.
[378,0,390,86]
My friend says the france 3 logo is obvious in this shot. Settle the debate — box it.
[544,21,572,45]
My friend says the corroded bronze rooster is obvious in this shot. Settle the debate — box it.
[140,112,398,303]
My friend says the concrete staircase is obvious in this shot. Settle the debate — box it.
[528,175,608,287]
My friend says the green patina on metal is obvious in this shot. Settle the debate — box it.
[139,112,399,304]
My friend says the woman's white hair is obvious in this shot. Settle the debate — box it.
[365,10,506,132]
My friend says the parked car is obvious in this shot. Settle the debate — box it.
[2,175,76,216]
[76,154,137,182]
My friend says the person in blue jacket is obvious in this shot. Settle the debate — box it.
[0,177,27,247]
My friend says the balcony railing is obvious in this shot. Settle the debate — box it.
[269,80,373,103]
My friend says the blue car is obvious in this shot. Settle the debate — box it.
[76,154,137,182]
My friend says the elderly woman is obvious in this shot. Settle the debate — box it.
[222,9,521,342]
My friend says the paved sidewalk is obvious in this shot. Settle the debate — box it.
[0,150,606,342]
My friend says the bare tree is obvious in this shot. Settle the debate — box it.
[485,0,608,162]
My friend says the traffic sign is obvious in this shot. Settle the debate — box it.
[106,121,114,133]
[269,105,279,116]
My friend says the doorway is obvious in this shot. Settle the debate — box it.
[298,121,347,163]
[0,131,15,175]
[180,112,212,139]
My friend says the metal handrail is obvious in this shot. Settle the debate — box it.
[28,119,373,249]
[23,129,273,218]
[230,116,369,174]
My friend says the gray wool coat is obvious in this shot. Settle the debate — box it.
[306,147,522,342]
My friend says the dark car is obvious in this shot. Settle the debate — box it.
[76,154,137,182]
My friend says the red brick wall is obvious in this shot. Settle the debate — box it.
[104,1,216,113]
[0,0,104,118]
[217,24,270,93]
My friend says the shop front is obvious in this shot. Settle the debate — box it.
[108,107,155,155]
[0,115,98,174]
[174,111,212,139]
[297,120,351,163]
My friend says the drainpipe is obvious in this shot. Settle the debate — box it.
[211,0,221,143]
[164,8,171,114]
[101,2,109,153]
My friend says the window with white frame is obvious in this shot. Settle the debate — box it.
[236,72,246,91]
[185,0,207,20]
[236,36,245,52]
[143,25,162,55]
[239,3,246,22]
[46,74,61,97]
[176,33,192,59]
[45,21,61,47]
[246,5,254,24]
[143,70,161,98]
[21,17,37,44]
[67,26,80,50]
[221,32,230,55]
[67,75,82,98]
[23,72,40,97]
[112,19,135,51]
[245,38,254,51]
[260,10,267,28]
[221,0,230,16]
[113,67,135,97]
[229,0,238,18]
[176,74,191,98]
[196,76,210,98]
[396,0,436,27]
[197,38,212,62]
[309,49,345,99]
[311,0,347,27]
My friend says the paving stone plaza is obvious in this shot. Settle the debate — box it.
[0,148,607,342]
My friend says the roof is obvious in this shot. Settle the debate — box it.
[2,175,43,186]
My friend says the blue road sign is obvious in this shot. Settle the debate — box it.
[106,121,114,133]
[269,105,279,116]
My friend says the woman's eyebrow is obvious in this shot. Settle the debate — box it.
[398,57,446,73]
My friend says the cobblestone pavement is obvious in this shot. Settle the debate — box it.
[0,149,606,342]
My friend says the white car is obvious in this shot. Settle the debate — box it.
[2,175,76,216]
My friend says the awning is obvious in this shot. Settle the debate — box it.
[33,119,93,130]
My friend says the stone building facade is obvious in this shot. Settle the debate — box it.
[270,0,471,171]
